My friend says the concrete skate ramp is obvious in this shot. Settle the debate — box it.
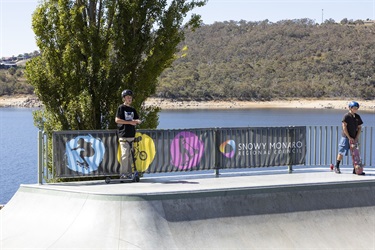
[1,177,375,249]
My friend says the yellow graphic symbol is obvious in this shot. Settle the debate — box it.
[117,132,156,172]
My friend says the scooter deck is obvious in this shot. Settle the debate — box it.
[105,172,140,184]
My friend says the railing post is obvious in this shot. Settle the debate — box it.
[214,128,220,177]
[288,165,293,173]
[288,127,294,173]
[38,130,43,184]
[45,132,49,181]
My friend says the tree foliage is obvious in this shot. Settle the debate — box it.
[157,19,375,101]
[25,0,206,132]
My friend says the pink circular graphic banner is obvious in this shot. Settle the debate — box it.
[170,131,204,170]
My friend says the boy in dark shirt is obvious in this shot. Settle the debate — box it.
[115,89,142,178]
[334,101,364,174]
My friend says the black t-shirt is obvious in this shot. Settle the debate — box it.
[116,104,139,138]
[341,112,363,138]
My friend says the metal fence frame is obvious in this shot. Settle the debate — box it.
[38,126,374,183]
[305,125,374,167]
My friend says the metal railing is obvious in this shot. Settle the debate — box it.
[37,126,374,183]
[305,126,374,167]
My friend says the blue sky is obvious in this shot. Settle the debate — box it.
[1,0,374,58]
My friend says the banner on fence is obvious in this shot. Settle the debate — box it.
[217,127,306,168]
[52,126,306,178]
[140,129,216,173]
[53,129,216,178]
[53,130,119,178]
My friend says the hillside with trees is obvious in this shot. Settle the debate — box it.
[0,65,33,96]
[1,19,375,101]
[157,19,375,101]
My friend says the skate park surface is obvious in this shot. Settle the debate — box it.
[1,166,375,249]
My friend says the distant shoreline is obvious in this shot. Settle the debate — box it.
[1,94,374,111]
[146,98,375,111]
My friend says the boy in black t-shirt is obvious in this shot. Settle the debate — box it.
[115,89,142,178]
[334,101,364,174]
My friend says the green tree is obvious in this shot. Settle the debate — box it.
[26,0,206,132]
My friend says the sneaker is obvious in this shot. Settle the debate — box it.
[334,167,341,174]
[120,173,133,179]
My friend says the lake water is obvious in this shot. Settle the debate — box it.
[0,107,374,204]
[158,108,346,128]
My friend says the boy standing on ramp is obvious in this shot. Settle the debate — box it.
[115,89,142,179]
[334,101,364,175]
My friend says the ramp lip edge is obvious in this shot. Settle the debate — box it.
[18,179,375,200]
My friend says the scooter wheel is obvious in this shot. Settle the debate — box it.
[105,177,111,184]
[135,176,140,182]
